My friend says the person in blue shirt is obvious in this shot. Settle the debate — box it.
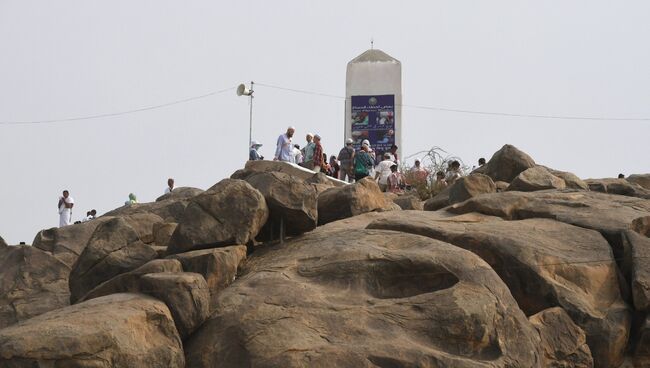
[274,126,295,162]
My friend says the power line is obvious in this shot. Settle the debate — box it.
[0,86,236,125]
[255,82,650,122]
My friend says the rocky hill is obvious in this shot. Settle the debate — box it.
[0,144,649,368]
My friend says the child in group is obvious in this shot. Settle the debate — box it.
[387,164,406,194]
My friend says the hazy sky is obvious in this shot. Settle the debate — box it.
[1,1,649,244]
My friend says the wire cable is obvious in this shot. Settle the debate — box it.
[255,82,650,121]
[0,86,236,125]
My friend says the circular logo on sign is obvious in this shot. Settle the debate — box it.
[368,97,378,106]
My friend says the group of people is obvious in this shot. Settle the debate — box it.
[58,178,178,228]
[249,126,406,192]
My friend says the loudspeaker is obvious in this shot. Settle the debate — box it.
[237,84,253,96]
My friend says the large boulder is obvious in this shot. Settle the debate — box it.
[628,174,650,190]
[447,190,650,262]
[473,144,537,182]
[507,166,567,192]
[32,218,105,268]
[423,174,496,211]
[0,246,70,330]
[368,213,630,368]
[244,171,318,237]
[545,168,589,190]
[104,197,191,223]
[392,194,424,210]
[423,185,451,211]
[529,307,593,368]
[0,293,184,367]
[585,178,650,199]
[32,213,163,267]
[78,259,183,302]
[184,229,542,367]
[166,179,268,255]
[317,177,388,225]
[155,186,204,202]
[167,246,247,309]
[139,272,210,339]
[448,173,497,203]
[69,217,158,303]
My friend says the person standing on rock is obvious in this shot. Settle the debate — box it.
[387,164,406,193]
[375,153,395,192]
[337,138,356,182]
[58,190,74,227]
[292,144,303,164]
[445,161,462,185]
[312,134,324,172]
[274,126,295,162]
[165,178,175,194]
[249,141,263,161]
[387,144,400,166]
[354,144,374,181]
[301,133,315,169]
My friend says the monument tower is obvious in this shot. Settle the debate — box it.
[345,48,402,161]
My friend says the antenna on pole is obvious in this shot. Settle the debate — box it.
[370,37,374,49]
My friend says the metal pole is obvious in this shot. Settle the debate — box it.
[249,81,254,149]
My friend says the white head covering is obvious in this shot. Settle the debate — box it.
[362,139,370,147]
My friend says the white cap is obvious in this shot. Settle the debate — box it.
[251,140,262,147]
[362,139,370,147]
[345,138,354,144]
[288,126,296,131]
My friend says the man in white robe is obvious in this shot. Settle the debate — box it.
[58,190,74,227]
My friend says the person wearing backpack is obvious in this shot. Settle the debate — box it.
[354,144,374,181]
[337,138,356,182]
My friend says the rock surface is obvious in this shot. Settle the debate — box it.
[626,230,650,312]
[78,259,183,302]
[507,166,567,192]
[546,168,589,190]
[392,194,424,210]
[628,174,650,190]
[0,235,6,247]
[0,246,70,330]
[152,221,177,248]
[69,217,158,303]
[244,171,318,237]
[368,212,630,368]
[317,177,388,225]
[472,144,537,182]
[155,186,204,202]
[423,185,452,211]
[167,246,247,309]
[184,229,542,368]
[140,272,210,339]
[449,173,497,203]
[0,293,184,368]
[166,179,268,254]
[585,178,650,199]
[104,196,191,223]
[529,307,593,368]
[32,213,162,267]
[32,218,105,268]
[233,160,346,187]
